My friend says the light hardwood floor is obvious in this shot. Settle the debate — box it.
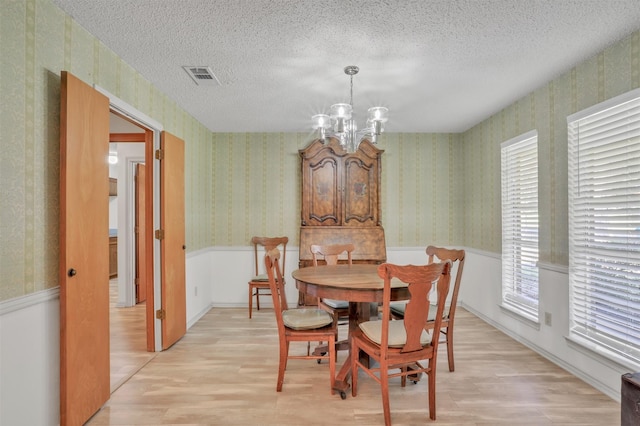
[109,278,156,393]
[91,306,620,425]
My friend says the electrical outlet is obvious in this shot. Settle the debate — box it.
[544,312,552,326]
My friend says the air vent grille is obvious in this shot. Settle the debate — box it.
[182,66,221,86]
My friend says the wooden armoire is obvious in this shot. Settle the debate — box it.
[298,137,387,305]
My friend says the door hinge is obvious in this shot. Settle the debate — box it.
[155,149,164,160]
[155,229,165,240]
[156,309,166,320]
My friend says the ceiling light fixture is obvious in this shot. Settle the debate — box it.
[312,65,388,153]
[108,152,118,164]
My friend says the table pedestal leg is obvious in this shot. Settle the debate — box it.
[331,301,376,398]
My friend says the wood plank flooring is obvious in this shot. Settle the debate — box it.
[91,306,620,425]
[109,278,156,393]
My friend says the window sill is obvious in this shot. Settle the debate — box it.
[565,334,640,372]
[499,303,540,330]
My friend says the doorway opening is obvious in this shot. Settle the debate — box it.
[107,111,155,392]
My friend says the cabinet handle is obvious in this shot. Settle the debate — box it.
[68,268,77,277]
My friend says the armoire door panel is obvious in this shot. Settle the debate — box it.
[344,157,377,226]
[306,156,341,225]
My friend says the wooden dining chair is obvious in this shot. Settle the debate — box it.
[351,261,452,425]
[248,236,288,318]
[265,248,337,394]
[310,243,354,336]
[389,246,465,372]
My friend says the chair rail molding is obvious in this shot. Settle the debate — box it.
[0,287,60,316]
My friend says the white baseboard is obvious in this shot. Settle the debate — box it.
[187,303,214,329]
[461,302,620,402]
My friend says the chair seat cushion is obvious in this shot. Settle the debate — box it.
[359,319,431,348]
[251,273,268,282]
[321,298,349,309]
[283,309,334,330]
[251,274,285,283]
[389,301,439,321]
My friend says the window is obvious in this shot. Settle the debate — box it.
[501,130,539,321]
[568,88,640,365]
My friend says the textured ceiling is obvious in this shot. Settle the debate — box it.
[51,0,640,134]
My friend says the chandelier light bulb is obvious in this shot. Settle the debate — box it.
[368,106,388,123]
[312,114,331,129]
[312,66,388,153]
[330,103,352,120]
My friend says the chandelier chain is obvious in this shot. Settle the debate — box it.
[350,74,354,109]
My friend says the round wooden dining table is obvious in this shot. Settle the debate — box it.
[292,264,410,398]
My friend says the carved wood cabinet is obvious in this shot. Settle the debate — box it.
[298,137,387,305]
[301,138,382,228]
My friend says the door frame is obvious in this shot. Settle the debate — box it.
[96,85,164,351]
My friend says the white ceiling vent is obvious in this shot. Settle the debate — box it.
[182,66,221,86]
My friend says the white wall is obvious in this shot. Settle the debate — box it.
[208,246,301,309]
[186,248,215,327]
[1,245,629,424]
[109,151,118,229]
[460,248,632,401]
[0,290,60,425]
[109,197,118,229]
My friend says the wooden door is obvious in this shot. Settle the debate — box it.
[135,163,147,303]
[160,131,187,349]
[59,71,110,426]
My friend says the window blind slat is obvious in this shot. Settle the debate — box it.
[502,132,539,320]
[568,90,640,366]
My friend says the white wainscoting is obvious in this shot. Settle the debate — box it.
[0,288,60,426]
[186,248,216,328]
[460,248,628,402]
[1,245,628,425]
[208,245,301,309]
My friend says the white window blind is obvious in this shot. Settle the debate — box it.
[568,89,640,365]
[501,130,539,320]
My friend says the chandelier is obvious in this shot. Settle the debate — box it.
[312,65,388,153]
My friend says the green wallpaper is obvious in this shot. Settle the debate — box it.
[0,0,213,300]
[461,30,640,263]
[2,0,638,302]
[210,133,303,246]
[378,133,464,247]
[208,132,463,248]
